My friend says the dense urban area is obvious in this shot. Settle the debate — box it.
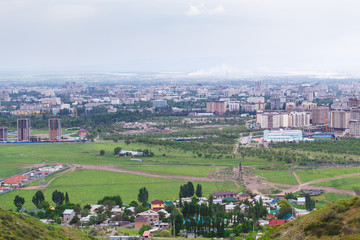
[0,74,360,239]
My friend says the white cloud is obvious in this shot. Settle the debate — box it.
[186,3,225,16]
[210,5,225,15]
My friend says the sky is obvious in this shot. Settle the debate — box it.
[1,0,360,75]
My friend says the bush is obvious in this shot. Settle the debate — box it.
[100,150,105,156]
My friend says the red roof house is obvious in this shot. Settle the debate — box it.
[269,219,287,227]
[266,214,275,219]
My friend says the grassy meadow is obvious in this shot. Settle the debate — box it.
[0,169,238,210]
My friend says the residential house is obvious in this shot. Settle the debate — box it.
[213,199,222,205]
[78,128,87,137]
[212,191,237,199]
[237,192,251,201]
[266,214,275,220]
[225,203,236,212]
[269,219,287,227]
[137,210,160,223]
[63,209,75,222]
[0,186,5,192]
[3,175,28,187]
[150,200,165,212]
[297,197,306,205]
[142,231,151,240]
[135,215,148,229]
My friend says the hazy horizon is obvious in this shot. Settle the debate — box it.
[1,0,360,75]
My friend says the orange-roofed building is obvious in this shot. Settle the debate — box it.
[150,200,165,212]
[3,175,28,187]
[142,230,151,239]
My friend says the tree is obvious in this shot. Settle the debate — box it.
[38,200,50,210]
[52,190,65,206]
[65,192,70,204]
[103,200,116,210]
[196,184,202,198]
[70,216,80,225]
[277,200,292,219]
[114,147,122,155]
[98,195,123,207]
[100,149,105,156]
[138,187,149,205]
[187,182,194,197]
[14,195,25,210]
[305,194,315,211]
[32,190,45,208]
[138,225,151,235]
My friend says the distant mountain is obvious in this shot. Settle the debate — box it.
[271,196,360,240]
[0,208,94,240]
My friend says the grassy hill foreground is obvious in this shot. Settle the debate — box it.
[271,196,360,240]
[0,208,94,240]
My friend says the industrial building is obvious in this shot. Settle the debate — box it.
[49,118,61,141]
[263,129,303,142]
[206,101,227,115]
[0,127,8,142]
[17,118,30,142]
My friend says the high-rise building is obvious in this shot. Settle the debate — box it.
[17,118,30,142]
[49,118,61,141]
[312,106,330,125]
[330,110,351,129]
[270,97,281,110]
[349,120,360,136]
[0,127,8,142]
[206,101,227,115]
[349,97,360,108]
[254,81,262,91]
[228,101,240,112]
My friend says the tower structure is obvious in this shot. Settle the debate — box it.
[17,118,30,142]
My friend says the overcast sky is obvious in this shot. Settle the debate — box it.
[1,0,360,75]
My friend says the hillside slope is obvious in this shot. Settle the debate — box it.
[0,208,94,240]
[271,196,360,240]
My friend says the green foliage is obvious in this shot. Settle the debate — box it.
[14,195,25,210]
[0,207,94,239]
[32,190,45,208]
[305,194,315,211]
[284,192,296,200]
[196,184,203,198]
[52,190,65,206]
[97,195,123,207]
[65,192,70,204]
[138,225,151,235]
[180,182,195,198]
[113,147,122,155]
[99,149,105,156]
[276,200,292,219]
[138,187,149,205]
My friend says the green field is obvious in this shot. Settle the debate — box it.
[312,176,360,191]
[119,165,224,177]
[0,169,237,210]
[295,167,360,183]
[252,168,298,185]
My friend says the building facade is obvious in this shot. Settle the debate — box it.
[17,118,30,142]
[312,106,330,125]
[0,127,8,142]
[49,118,61,141]
[206,101,227,115]
[330,110,351,129]
[263,129,303,142]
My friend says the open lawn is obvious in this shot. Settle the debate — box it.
[295,167,360,183]
[314,192,353,208]
[0,169,237,210]
[0,141,245,179]
[252,168,298,185]
[312,176,360,191]
[118,165,224,177]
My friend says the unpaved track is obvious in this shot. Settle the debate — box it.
[275,172,360,196]
[77,164,221,182]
